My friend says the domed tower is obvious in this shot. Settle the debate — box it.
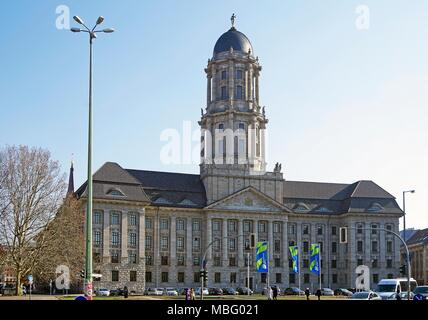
[200,15,283,204]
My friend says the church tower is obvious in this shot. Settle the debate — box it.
[200,15,283,204]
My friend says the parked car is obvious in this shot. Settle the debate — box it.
[236,287,253,295]
[350,291,382,300]
[413,286,428,300]
[320,288,334,296]
[208,287,223,295]
[97,288,110,297]
[391,291,414,300]
[110,288,124,296]
[222,287,239,295]
[334,288,353,297]
[195,287,209,296]
[283,287,304,295]
[347,288,357,294]
[146,287,164,296]
[165,288,178,296]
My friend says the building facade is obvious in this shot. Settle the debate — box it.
[401,228,428,285]
[76,19,403,294]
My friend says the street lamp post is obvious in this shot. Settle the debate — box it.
[402,190,415,243]
[71,16,114,300]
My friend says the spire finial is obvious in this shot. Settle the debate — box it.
[231,13,236,28]
[67,153,75,195]
[71,153,74,168]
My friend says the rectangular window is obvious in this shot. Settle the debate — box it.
[243,220,252,233]
[212,220,220,231]
[111,231,120,247]
[245,238,250,250]
[145,218,152,229]
[193,257,200,266]
[236,85,243,99]
[331,226,337,236]
[332,274,338,284]
[93,252,101,263]
[111,212,120,225]
[145,235,152,250]
[129,253,137,264]
[331,242,337,253]
[289,273,296,284]
[194,272,200,283]
[193,237,200,251]
[93,211,102,225]
[214,256,221,267]
[145,272,152,283]
[229,257,236,266]
[177,237,185,251]
[160,218,169,230]
[387,241,393,253]
[274,222,281,233]
[372,241,378,253]
[94,231,101,246]
[236,69,243,79]
[161,272,168,283]
[161,236,169,251]
[274,258,281,267]
[371,224,378,235]
[177,255,185,266]
[372,259,378,268]
[238,139,245,154]
[303,241,309,253]
[221,86,228,100]
[178,272,185,283]
[303,225,309,235]
[357,241,363,253]
[129,232,137,247]
[193,219,201,231]
[258,222,267,233]
[161,256,168,265]
[357,258,363,266]
[288,224,296,235]
[112,270,119,282]
[145,254,152,266]
[229,238,236,251]
[213,238,221,251]
[130,271,137,282]
[303,259,309,268]
[261,273,267,283]
[177,219,185,231]
[304,274,310,283]
[129,214,137,226]
[386,224,392,231]
[274,240,281,252]
[276,273,282,283]
[230,273,237,284]
[387,259,392,268]
[373,274,379,284]
[331,259,337,269]
[357,224,363,234]
[228,220,237,232]
[221,70,227,80]
[215,273,221,283]
[317,225,323,235]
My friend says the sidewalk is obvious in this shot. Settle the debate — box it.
[0,294,59,300]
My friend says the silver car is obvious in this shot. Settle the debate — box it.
[351,291,382,300]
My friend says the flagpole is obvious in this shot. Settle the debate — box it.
[319,242,322,290]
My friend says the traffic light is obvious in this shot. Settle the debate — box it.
[339,227,348,244]
[200,270,207,282]
[79,269,85,279]
[250,233,256,249]
[399,264,406,276]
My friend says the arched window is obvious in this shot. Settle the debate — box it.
[236,85,243,99]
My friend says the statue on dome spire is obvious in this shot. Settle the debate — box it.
[231,13,236,28]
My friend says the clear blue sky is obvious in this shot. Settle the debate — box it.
[1,1,427,229]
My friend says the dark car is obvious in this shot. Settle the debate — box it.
[208,287,223,295]
[236,287,253,295]
[347,288,357,294]
[283,287,304,295]
[222,287,238,295]
[110,288,124,296]
[414,286,428,300]
[334,288,353,297]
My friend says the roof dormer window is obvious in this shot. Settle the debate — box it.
[106,188,125,196]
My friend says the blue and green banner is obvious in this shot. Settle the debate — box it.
[255,241,268,273]
[309,244,320,275]
[289,246,299,273]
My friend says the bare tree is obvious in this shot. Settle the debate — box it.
[0,145,66,295]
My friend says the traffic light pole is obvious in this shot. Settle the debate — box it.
[200,234,248,300]
[340,226,411,300]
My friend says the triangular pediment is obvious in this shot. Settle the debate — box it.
[205,187,290,213]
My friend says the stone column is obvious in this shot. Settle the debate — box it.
[207,75,212,106]
[248,120,257,164]
[238,219,244,267]
[379,222,386,279]
[248,66,253,101]
[222,219,228,267]
[255,73,259,105]
[282,219,289,286]
[211,65,217,101]
[186,217,193,267]
[154,212,160,288]
[229,60,234,102]
[121,211,128,261]
[171,215,176,266]
[138,209,146,292]
[349,220,356,288]
[103,210,110,262]
[268,220,274,285]
[206,217,212,261]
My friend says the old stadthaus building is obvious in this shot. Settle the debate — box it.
[75,18,403,294]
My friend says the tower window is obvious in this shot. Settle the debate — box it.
[221,70,227,80]
[238,123,245,130]
[236,86,243,99]
[236,70,243,79]
[221,86,228,100]
[218,123,224,131]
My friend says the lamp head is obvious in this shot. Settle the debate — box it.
[96,16,104,25]
[73,16,84,25]
[102,28,115,33]
[70,28,81,33]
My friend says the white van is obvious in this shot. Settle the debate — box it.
[376,278,418,300]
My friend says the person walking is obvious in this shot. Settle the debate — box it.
[305,288,310,300]
[123,286,129,299]
[272,286,278,300]
[316,289,321,301]
[190,288,195,300]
